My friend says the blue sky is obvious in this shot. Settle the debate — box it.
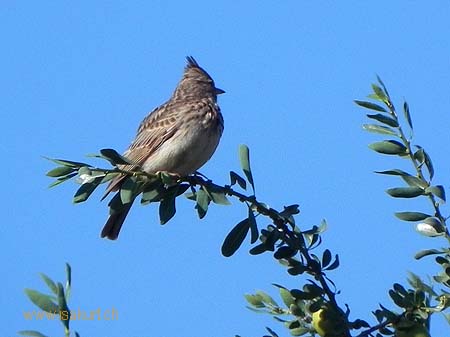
[2,1,450,336]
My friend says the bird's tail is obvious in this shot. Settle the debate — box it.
[101,200,133,240]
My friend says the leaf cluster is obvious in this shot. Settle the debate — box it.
[20,264,78,337]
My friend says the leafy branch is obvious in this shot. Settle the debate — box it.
[40,78,450,337]
[45,145,350,336]
[354,77,450,336]
[20,264,77,337]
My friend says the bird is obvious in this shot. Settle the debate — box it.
[101,56,225,240]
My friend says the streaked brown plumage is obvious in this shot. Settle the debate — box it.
[101,56,224,240]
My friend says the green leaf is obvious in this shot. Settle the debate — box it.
[277,286,295,307]
[395,212,431,222]
[290,289,317,300]
[389,289,405,307]
[244,294,265,308]
[48,172,78,188]
[44,157,89,168]
[372,83,388,102]
[230,171,247,190]
[248,207,258,244]
[207,188,231,205]
[401,175,428,189]
[324,254,340,271]
[354,100,387,112]
[221,218,250,257]
[322,249,332,267]
[403,101,413,130]
[375,169,411,176]
[73,177,102,203]
[195,188,209,219]
[274,246,297,260]
[414,249,443,260]
[362,124,397,136]
[99,148,134,165]
[367,113,398,127]
[120,176,138,204]
[39,273,58,295]
[57,283,70,331]
[65,263,71,297]
[256,290,278,306]
[100,172,121,184]
[289,327,310,336]
[386,187,424,198]
[24,289,59,313]
[423,149,434,180]
[265,326,280,337]
[18,331,50,337]
[249,243,270,255]
[425,185,446,202]
[376,76,390,98]
[141,179,165,204]
[46,166,75,177]
[369,140,407,155]
[239,144,255,192]
[159,186,178,225]
[393,283,407,296]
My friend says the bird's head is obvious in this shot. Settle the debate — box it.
[173,56,225,101]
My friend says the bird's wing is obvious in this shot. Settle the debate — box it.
[124,100,194,167]
[101,101,181,199]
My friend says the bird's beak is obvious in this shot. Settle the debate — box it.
[215,87,225,95]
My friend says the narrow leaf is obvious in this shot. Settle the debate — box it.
[18,331,50,337]
[46,166,75,177]
[48,173,78,188]
[120,177,138,204]
[24,289,59,313]
[375,169,411,176]
[195,188,209,219]
[278,287,295,307]
[244,294,264,307]
[39,273,58,295]
[372,83,388,102]
[322,249,332,267]
[57,283,70,331]
[248,207,258,244]
[354,100,387,112]
[73,177,102,203]
[395,212,431,222]
[369,140,407,155]
[239,145,255,192]
[386,187,424,198]
[423,149,434,180]
[363,124,397,136]
[65,263,71,292]
[208,190,231,205]
[426,185,446,202]
[325,255,340,271]
[389,289,405,307]
[415,249,443,260]
[44,157,89,168]
[376,76,390,98]
[221,218,250,257]
[230,171,247,190]
[403,101,413,130]
[159,186,178,225]
[265,327,280,337]
[401,175,428,189]
[141,179,165,204]
[99,148,134,165]
[366,113,398,127]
